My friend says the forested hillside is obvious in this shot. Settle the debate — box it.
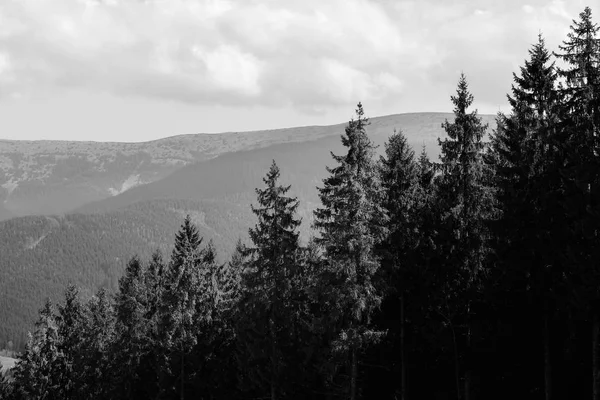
[0,199,251,351]
[1,6,599,400]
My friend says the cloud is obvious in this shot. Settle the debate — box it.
[0,0,591,113]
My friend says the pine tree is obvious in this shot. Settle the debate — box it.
[80,288,115,399]
[172,215,202,268]
[55,284,88,400]
[490,34,562,399]
[555,6,600,119]
[236,160,303,400]
[313,103,388,400]
[377,129,419,400]
[10,300,62,400]
[436,74,496,400]
[418,145,435,190]
[379,129,418,265]
[189,240,241,400]
[112,257,146,399]
[158,218,206,400]
[554,7,600,399]
[224,239,245,312]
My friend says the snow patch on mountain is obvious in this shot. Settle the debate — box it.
[108,174,143,196]
[1,180,18,196]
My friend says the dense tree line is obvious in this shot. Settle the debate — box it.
[1,6,600,399]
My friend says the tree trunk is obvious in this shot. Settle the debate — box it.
[593,312,599,400]
[270,317,277,400]
[451,325,461,400]
[544,307,552,400]
[350,346,358,400]
[464,303,471,400]
[180,346,185,400]
[400,294,407,400]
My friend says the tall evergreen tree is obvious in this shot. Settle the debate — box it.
[436,74,496,400]
[10,300,62,400]
[313,103,388,400]
[112,256,155,400]
[80,288,115,400]
[55,284,88,400]
[418,145,435,190]
[377,129,419,400]
[379,129,418,265]
[186,240,241,400]
[490,33,562,399]
[158,217,205,400]
[172,215,202,268]
[554,7,600,399]
[237,160,304,400]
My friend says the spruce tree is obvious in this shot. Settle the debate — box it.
[172,215,202,268]
[436,74,495,400]
[313,103,388,400]
[10,300,62,400]
[379,129,418,266]
[80,288,115,399]
[236,160,303,400]
[554,7,600,398]
[55,284,88,400]
[418,145,435,190]
[555,6,600,120]
[490,34,562,399]
[224,239,245,312]
[112,256,153,399]
[377,129,419,399]
[187,240,241,399]
[158,217,206,400]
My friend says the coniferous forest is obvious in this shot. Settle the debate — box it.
[1,6,600,400]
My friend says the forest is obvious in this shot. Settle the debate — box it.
[1,6,599,400]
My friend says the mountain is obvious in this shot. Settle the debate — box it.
[0,112,497,348]
[0,122,361,219]
[0,112,496,219]
[76,113,497,215]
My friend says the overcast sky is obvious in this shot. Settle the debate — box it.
[0,0,590,142]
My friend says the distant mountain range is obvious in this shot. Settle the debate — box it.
[0,112,497,348]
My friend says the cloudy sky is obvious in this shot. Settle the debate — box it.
[0,0,590,142]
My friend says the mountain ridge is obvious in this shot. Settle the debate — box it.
[0,112,497,220]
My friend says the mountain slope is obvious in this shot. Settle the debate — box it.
[0,112,496,219]
[0,198,252,348]
[0,120,359,218]
[77,112,497,215]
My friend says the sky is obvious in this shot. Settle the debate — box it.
[0,0,591,142]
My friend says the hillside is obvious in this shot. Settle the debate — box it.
[0,121,353,219]
[77,112,497,215]
[0,198,252,347]
[0,112,496,219]
[0,112,497,349]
